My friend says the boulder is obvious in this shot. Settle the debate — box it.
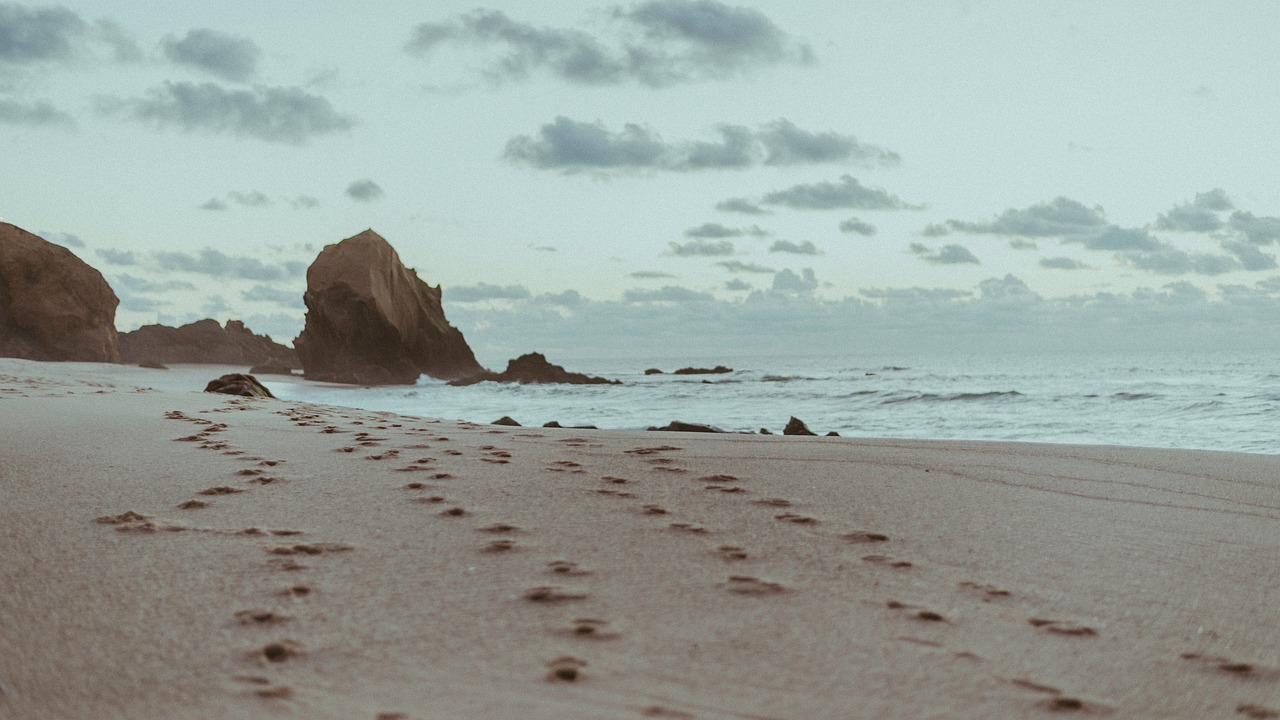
[783,417,817,436]
[492,416,521,426]
[672,365,732,375]
[452,352,619,387]
[644,368,664,375]
[119,319,297,368]
[0,222,119,362]
[294,230,483,385]
[647,421,726,433]
[204,373,274,398]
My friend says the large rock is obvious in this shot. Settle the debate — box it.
[205,373,275,398]
[294,230,483,385]
[451,352,619,386]
[119,319,298,368]
[0,222,119,362]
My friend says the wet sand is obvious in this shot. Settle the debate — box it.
[1,358,1278,720]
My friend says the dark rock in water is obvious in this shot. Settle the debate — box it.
[249,363,294,376]
[452,352,619,386]
[138,361,168,370]
[648,421,726,433]
[205,373,274,398]
[826,431,841,437]
[543,421,563,428]
[294,230,483,385]
[0,222,120,362]
[644,368,664,375]
[492,416,521,426]
[759,428,773,435]
[120,319,297,368]
[541,421,597,429]
[672,365,732,375]
[783,417,817,436]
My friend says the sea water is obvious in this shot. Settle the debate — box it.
[265,350,1280,455]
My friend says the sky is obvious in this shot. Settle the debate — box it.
[4,0,1280,365]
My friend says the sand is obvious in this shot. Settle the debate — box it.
[1,358,1277,720]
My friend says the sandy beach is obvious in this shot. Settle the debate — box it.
[1,358,1277,720]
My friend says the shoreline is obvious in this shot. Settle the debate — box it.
[2,358,1279,719]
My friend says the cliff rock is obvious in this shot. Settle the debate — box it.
[0,222,119,362]
[119,319,297,367]
[451,352,619,387]
[294,230,483,385]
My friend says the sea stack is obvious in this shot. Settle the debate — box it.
[119,319,298,368]
[0,222,120,362]
[294,229,483,385]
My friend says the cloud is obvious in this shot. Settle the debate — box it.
[1039,257,1088,270]
[162,28,261,82]
[716,260,773,273]
[1155,189,1234,233]
[0,5,85,64]
[1009,239,1038,250]
[630,270,676,279]
[96,248,138,266]
[153,248,305,281]
[761,175,919,211]
[623,285,715,303]
[241,284,304,308]
[346,179,384,202]
[37,230,83,248]
[724,278,751,291]
[768,239,820,255]
[95,18,140,62]
[111,274,195,293]
[199,197,229,211]
[504,117,895,174]
[910,242,979,265]
[947,197,1107,237]
[528,244,556,252]
[838,217,876,236]
[1223,240,1278,271]
[920,223,949,237]
[102,81,356,144]
[684,222,765,238]
[405,1,812,87]
[1229,211,1280,246]
[291,195,320,209]
[668,238,734,256]
[1066,225,1162,252]
[771,268,817,294]
[716,197,769,215]
[229,190,271,207]
[446,283,533,302]
[0,98,73,126]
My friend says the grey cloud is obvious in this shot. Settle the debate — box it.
[1009,239,1038,250]
[202,294,230,316]
[528,244,556,252]
[346,179,384,202]
[1155,190,1233,233]
[531,289,583,306]
[947,197,1107,237]
[771,268,816,294]
[291,195,320,209]
[0,98,73,126]
[199,197,229,211]
[716,197,769,215]
[724,278,751,291]
[1039,257,1088,270]
[241,284,304,308]
[407,1,811,87]
[920,223,949,237]
[446,283,533,302]
[668,238,734,256]
[153,248,304,281]
[162,28,261,82]
[0,4,84,64]
[505,117,895,174]
[38,230,83,248]
[768,239,820,255]
[1222,240,1278,271]
[623,285,715,303]
[103,81,355,144]
[859,286,971,304]
[910,242,979,265]
[111,274,195,293]
[838,217,876,236]
[761,175,918,211]
[759,119,899,167]
[96,248,138,265]
[685,222,741,238]
[630,270,676,279]
[1069,226,1162,252]
[1122,245,1250,276]
[230,190,271,207]
[1229,211,1280,245]
[95,19,140,62]
[716,260,773,273]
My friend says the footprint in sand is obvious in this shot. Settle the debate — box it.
[704,485,746,494]
[886,600,948,623]
[642,505,669,515]
[233,676,294,700]
[1181,652,1274,678]
[723,575,784,595]
[774,512,818,525]
[482,539,517,552]
[548,560,592,576]
[1029,618,1098,637]
[754,497,793,507]
[844,531,889,543]
[669,522,708,534]
[254,640,301,663]
[563,618,621,641]
[178,500,209,510]
[862,554,913,569]
[235,610,291,626]
[1238,704,1280,719]
[268,542,353,556]
[715,545,748,560]
[278,585,311,598]
[959,581,1011,601]
[546,656,587,682]
[410,495,447,505]
[439,506,470,517]
[601,476,629,484]
[524,586,590,603]
[200,485,245,496]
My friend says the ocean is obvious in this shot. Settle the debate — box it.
[265,350,1280,455]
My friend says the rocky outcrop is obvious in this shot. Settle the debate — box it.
[204,373,275,398]
[783,416,818,436]
[451,353,619,387]
[647,421,726,433]
[119,319,297,368]
[0,222,119,362]
[294,230,483,385]
[673,365,733,375]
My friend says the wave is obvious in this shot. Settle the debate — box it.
[881,391,1024,405]
[1112,392,1158,401]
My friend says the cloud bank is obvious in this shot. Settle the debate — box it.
[162,28,261,82]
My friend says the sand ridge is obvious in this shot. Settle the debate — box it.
[1,360,1278,719]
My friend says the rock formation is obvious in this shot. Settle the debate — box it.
[451,352,619,387]
[783,417,818,436]
[673,365,733,375]
[647,421,726,433]
[0,222,120,362]
[204,373,275,398]
[119,319,297,368]
[294,230,483,385]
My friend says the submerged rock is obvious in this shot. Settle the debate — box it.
[783,417,818,436]
[672,365,733,375]
[0,222,119,362]
[205,373,275,398]
[452,353,619,387]
[294,230,483,385]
